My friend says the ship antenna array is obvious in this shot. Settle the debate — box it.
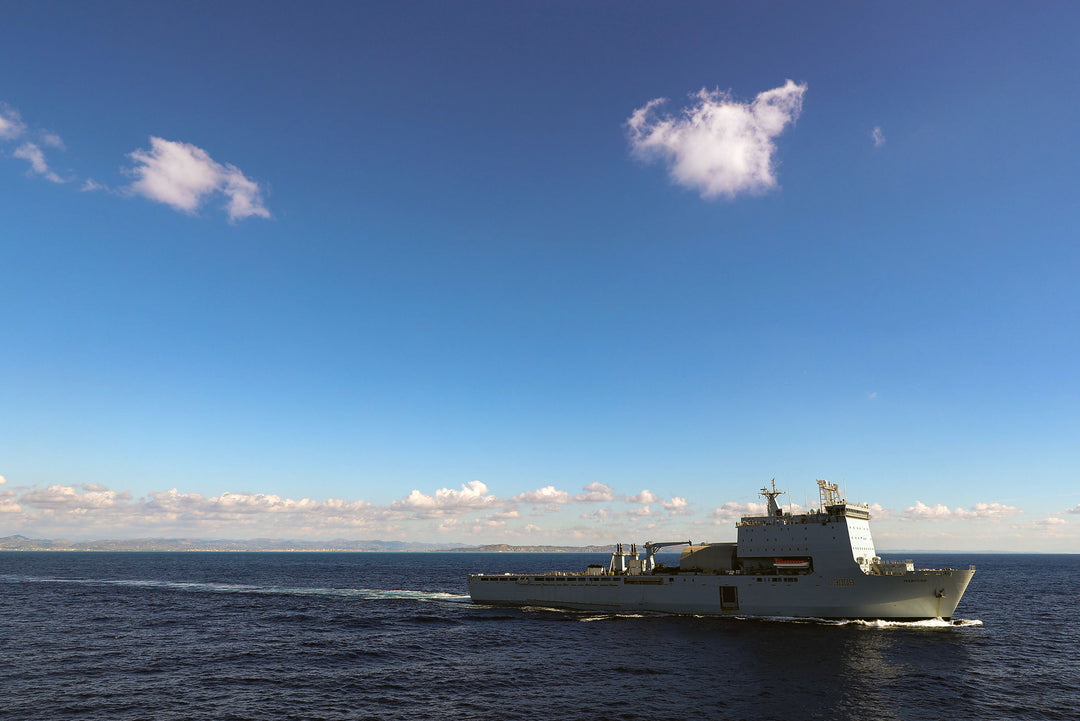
[817,479,842,508]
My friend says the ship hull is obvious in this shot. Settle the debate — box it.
[468,568,975,621]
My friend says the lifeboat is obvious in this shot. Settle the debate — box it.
[773,558,811,570]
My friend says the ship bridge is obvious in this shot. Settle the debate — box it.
[735,480,878,574]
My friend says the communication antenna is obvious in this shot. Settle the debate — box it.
[817,479,841,507]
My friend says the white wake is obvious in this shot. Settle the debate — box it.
[0,574,470,603]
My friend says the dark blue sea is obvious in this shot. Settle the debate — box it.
[1,552,1077,720]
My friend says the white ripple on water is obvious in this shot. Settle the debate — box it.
[848,617,983,628]
[576,614,649,621]
[508,604,652,620]
[0,574,471,603]
[727,614,984,628]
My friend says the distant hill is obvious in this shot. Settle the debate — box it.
[0,535,454,552]
[0,535,616,553]
[446,543,615,553]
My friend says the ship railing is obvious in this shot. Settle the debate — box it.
[737,514,820,527]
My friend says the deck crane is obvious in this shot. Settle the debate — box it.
[642,540,693,572]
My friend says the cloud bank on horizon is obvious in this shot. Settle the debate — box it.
[627,79,807,200]
[901,500,1021,521]
[1,476,1066,548]
[1,102,269,222]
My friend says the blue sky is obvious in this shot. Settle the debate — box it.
[2,1,1078,550]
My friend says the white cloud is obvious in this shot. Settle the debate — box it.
[1065,504,1080,515]
[222,169,270,222]
[579,505,657,522]
[630,489,660,504]
[0,476,18,514]
[514,485,571,505]
[126,137,270,221]
[0,106,25,140]
[2,102,270,224]
[630,490,691,516]
[40,132,65,149]
[868,503,891,520]
[21,483,131,511]
[872,126,886,147]
[575,482,616,503]
[12,485,377,532]
[2,479,508,536]
[0,105,64,182]
[391,480,499,518]
[952,502,1022,520]
[1036,517,1066,527]
[4,480,519,537]
[710,501,767,521]
[662,496,691,515]
[13,142,65,183]
[902,501,953,520]
[627,79,806,200]
[901,500,1022,521]
[146,488,370,519]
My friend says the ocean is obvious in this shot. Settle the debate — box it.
[1,552,1076,720]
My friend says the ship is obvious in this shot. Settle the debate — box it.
[468,480,975,621]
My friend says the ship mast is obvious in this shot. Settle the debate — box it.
[760,479,784,516]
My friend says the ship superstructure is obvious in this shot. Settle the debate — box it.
[467,480,975,620]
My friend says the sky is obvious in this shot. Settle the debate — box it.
[2,1,1078,551]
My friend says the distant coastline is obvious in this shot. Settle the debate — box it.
[0,534,614,554]
[5,535,1057,554]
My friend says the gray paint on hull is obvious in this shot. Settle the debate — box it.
[468,568,975,621]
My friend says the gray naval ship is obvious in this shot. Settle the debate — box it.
[468,480,975,620]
